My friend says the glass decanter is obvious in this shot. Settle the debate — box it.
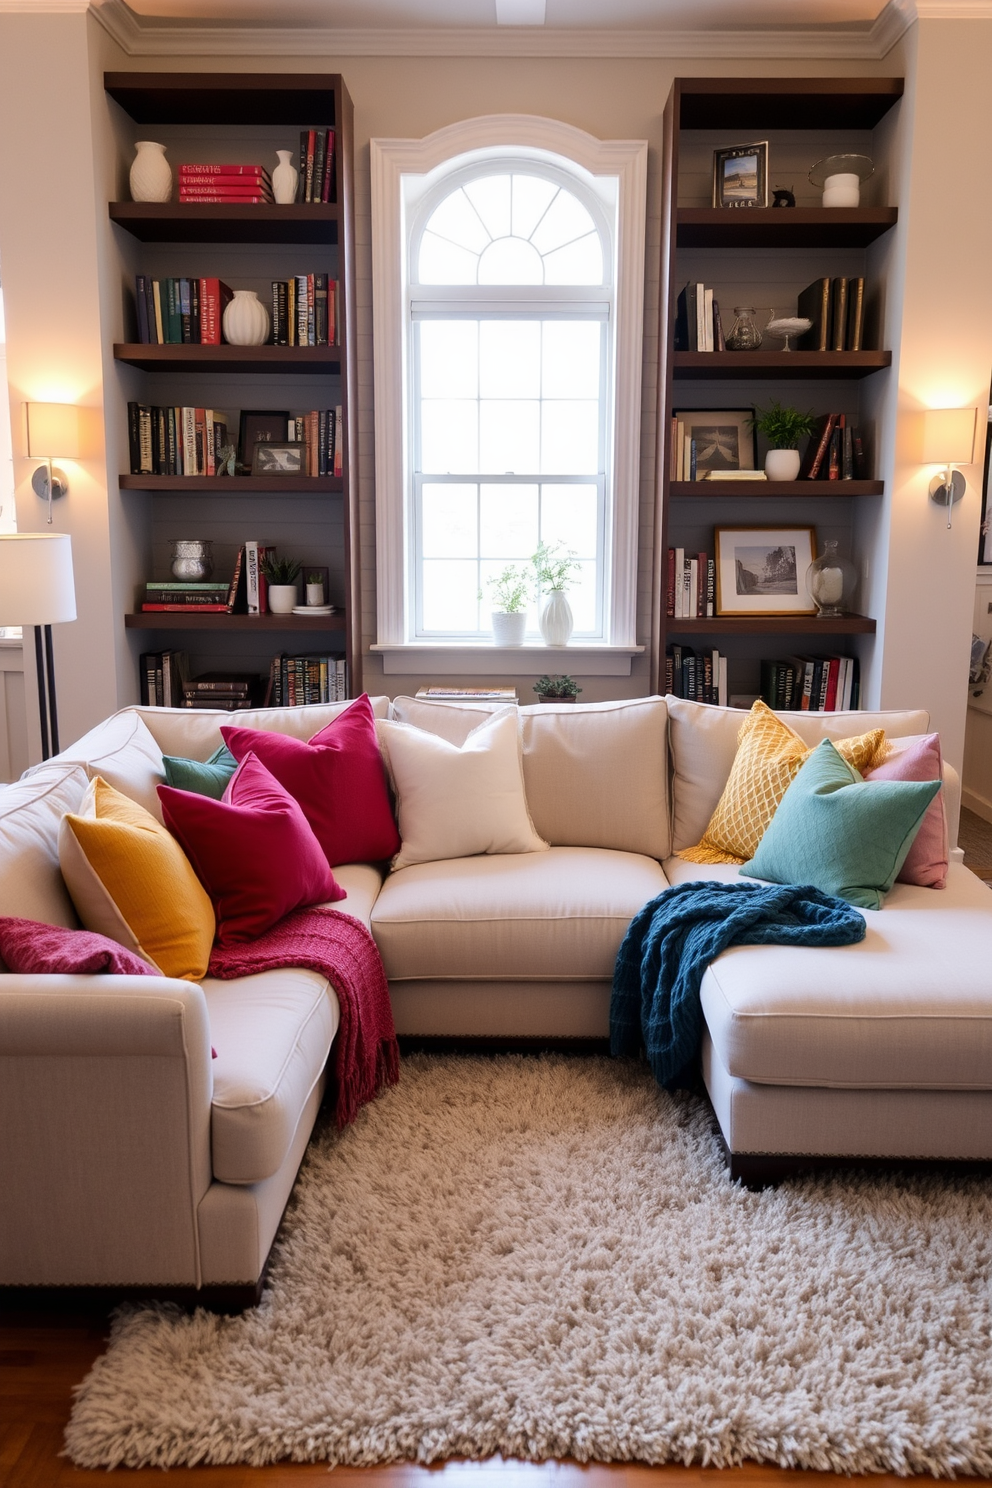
[725,306,762,352]
[806,539,857,618]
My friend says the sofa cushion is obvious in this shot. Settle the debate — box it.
[161,743,238,800]
[329,864,383,932]
[0,762,87,934]
[666,696,931,853]
[43,710,166,820]
[371,846,668,981]
[866,733,948,888]
[201,967,339,1184]
[133,697,392,762]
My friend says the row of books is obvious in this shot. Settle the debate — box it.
[674,283,726,352]
[800,413,869,481]
[127,404,227,477]
[295,129,336,205]
[760,655,862,712]
[177,163,272,204]
[796,277,867,353]
[666,548,715,618]
[267,653,348,707]
[141,659,269,711]
[134,276,231,345]
[271,275,338,347]
[139,543,309,617]
[665,646,729,706]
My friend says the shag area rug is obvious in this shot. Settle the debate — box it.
[66,1056,992,1475]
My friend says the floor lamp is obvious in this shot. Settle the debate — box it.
[0,534,76,760]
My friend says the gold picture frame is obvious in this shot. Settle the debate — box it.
[715,526,817,616]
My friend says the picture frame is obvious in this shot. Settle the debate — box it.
[238,409,290,470]
[673,408,757,475]
[712,142,769,209]
[251,441,306,476]
[715,526,817,616]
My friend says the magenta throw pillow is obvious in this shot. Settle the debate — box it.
[866,733,948,888]
[0,917,159,976]
[159,751,345,946]
[221,693,400,867]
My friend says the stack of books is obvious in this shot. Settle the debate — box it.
[800,414,869,481]
[178,164,272,204]
[415,687,518,701]
[267,654,347,706]
[797,277,866,352]
[666,548,715,619]
[139,649,189,707]
[296,130,335,204]
[665,645,728,706]
[760,655,861,712]
[141,580,233,614]
[270,275,338,346]
[181,672,262,711]
[673,282,726,352]
[134,276,232,344]
[127,405,228,477]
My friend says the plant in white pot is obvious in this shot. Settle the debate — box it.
[486,565,530,645]
[749,401,818,481]
[532,541,581,646]
[262,554,302,613]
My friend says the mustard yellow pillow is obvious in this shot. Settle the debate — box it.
[679,700,888,865]
[58,777,215,980]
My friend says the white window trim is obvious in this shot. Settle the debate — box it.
[370,115,647,672]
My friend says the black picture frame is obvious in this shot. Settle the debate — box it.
[713,142,769,209]
[238,409,291,471]
[251,441,306,476]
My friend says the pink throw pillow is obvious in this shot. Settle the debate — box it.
[0,917,158,976]
[866,733,948,888]
[221,693,400,867]
[159,751,345,946]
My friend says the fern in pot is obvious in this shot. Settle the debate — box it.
[749,401,817,481]
[485,565,530,646]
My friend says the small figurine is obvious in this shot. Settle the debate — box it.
[772,187,796,208]
[215,443,237,477]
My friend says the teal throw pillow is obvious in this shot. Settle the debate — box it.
[161,743,238,800]
[741,738,941,911]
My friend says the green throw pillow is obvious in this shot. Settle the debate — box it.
[161,743,238,800]
[741,738,941,911]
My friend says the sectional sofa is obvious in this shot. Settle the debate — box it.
[1,692,990,1302]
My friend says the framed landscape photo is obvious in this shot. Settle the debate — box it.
[712,142,769,209]
[674,408,757,475]
[238,409,290,471]
[251,441,306,476]
[715,526,817,616]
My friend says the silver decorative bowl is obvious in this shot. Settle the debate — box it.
[170,538,214,581]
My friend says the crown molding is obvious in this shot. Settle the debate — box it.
[0,1,90,10]
[915,0,992,14]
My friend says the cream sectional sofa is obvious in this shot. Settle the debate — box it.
[1,692,990,1300]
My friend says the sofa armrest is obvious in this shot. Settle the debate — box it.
[0,975,214,1287]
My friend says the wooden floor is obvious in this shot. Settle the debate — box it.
[960,806,992,881]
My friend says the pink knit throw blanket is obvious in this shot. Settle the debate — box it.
[208,907,399,1127]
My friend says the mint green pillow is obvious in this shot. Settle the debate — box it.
[741,738,941,910]
[161,743,238,800]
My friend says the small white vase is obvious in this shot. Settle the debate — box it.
[273,149,299,205]
[306,582,325,607]
[130,141,172,203]
[267,584,298,614]
[764,448,802,481]
[540,589,573,646]
[491,611,526,646]
[822,172,861,207]
[222,289,271,347]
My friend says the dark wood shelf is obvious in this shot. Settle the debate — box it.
[113,343,341,374]
[109,201,339,245]
[119,474,342,493]
[105,73,341,126]
[125,611,346,632]
[677,77,904,131]
[666,614,876,636]
[673,351,891,381]
[670,479,884,498]
[675,208,897,249]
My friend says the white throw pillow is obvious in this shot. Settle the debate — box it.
[378,708,549,871]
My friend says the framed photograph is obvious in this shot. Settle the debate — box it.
[712,142,769,209]
[251,441,306,476]
[238,409,290,470]
[715,526,817,616]
[673,408,757,475]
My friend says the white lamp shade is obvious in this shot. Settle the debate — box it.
[0,533,76,626]
[921,408,977,466]
[25,403,84,459]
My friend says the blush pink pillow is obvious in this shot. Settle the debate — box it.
[866,733,948,888]
[221,693,400,867]
[159,751,345,946]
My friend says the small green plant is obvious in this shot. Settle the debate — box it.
[532,540,580,592]
[533,674,582,699]
[261,554,302,585]
[306,570,323,586]
[748,401,818,450]
[486,564,531,613]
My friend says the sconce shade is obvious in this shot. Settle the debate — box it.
[26,402,83,459]
[0,533,76,626]
[921,408,977,466]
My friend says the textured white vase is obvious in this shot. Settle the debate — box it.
[222,289,271,347]
[272,149,299,205]
[130,141,172,203]
[764,448,802,481]
[267,584,298,614]
[540,590,573,646]
[491,611,527,646]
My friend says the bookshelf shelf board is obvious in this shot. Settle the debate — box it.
[670,480,884,498]
[673,351,891,381]
[105,73,340,126]
[676,78,904,130]
[110,202,339,245]
[113,343,342,374]
[675,207,897,249]
[126,611,346,632]
[666,614,876,636]
[119,474,342,493]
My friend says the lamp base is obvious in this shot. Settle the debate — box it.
[929,469,966,509]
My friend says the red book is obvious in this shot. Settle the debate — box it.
[824,657,841,712]
[696,551,708,617]
[179,193,273,205]
[304,128,316,202]
[321,128,335,202]
[198,278,233,346]
[179,164,270,178]
[180,184,273,197]
[141,603,231,613]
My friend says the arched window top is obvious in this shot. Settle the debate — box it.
[416,170,606,288]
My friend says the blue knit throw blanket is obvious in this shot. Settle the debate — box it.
[610,881,866,1091]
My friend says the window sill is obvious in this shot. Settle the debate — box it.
[370,643,644,676]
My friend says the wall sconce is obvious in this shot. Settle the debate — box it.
[25,402,83,524]
[922,407,977,528]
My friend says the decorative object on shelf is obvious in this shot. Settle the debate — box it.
[533,541,580,647]
[673,409,758,476]
[922,407,978,529]
[251,442,305,476]
[272,149,299,205]
[0,533,76,759]
[170,539,214,581]
[238,410,291,472]
[808,153,873,208]
[25,402,84,524]
[714,526,817,617]
[724,307,763,352]
[533,674,581,703]
[764,313,813,354]
[805,539,857,618]
[748,401,817,482]
[771,187,796,208]
[261,554,302,613]
[306,568,327,607]
[486,564,530,646]
[215,443,237,477]
[130,141,172,203]
[712,142,768,208]
[222,288,271,347]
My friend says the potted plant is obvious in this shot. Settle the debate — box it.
[532,541,581,646]
[486,565,530,646]
[749,400,818,481]
[533,674,582,704]
[305,570,325,607]
[261,554,302,613]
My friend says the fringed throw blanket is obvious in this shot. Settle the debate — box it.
[611,881,866,1090]
[209,907,399,1126]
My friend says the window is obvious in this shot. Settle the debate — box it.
[371,118,647,669]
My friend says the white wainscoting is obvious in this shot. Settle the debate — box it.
[0,640,28,783]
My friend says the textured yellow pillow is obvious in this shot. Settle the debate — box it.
[58,776,215,980]
[679,700,888,865]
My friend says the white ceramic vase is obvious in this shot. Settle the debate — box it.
[764,448,802,481]
[267,584,298,614]
[540,589,573,646]
[272,149,299,205]
[491,611,527,646]
[130,141,172,203]
[222,289,271,347]
[306,582,325,607]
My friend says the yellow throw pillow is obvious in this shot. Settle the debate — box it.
[59,776,215,980]
[679,700,888,865]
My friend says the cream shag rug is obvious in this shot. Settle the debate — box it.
[66,1056,992,1474]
